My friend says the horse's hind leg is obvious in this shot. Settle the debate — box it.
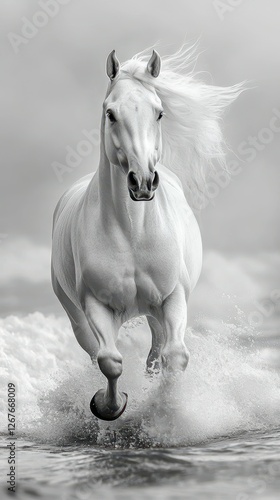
[83,293,127,421]
[146,316,164,374]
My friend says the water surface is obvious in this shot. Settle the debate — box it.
[1,313,280,499]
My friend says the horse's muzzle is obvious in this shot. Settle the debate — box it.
[127,170,159,201]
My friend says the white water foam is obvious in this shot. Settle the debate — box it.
[1,307,280,448]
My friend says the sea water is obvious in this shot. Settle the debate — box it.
[1,304,280,499]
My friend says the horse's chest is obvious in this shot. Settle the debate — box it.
[84,230,181,314]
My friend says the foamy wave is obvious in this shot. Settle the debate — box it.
[1,311,280,447]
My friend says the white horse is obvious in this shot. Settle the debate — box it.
[52,46,242,420]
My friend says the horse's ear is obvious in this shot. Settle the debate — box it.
[106,50,120,80]
[147,50,161,78]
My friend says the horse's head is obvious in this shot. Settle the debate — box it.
[103,50,163,201]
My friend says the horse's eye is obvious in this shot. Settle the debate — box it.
[106,109,116,123]
[157,111,164,121]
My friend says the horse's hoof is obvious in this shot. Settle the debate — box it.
[90,390,128,421]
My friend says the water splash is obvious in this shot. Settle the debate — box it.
[1,311,280,448]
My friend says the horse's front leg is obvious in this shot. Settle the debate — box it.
[156,284,190,374]
[146,316,163,374]
[83,294,127,421]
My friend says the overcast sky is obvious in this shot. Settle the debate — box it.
[1,0,279,316]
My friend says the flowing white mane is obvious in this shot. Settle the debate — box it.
[119,44,244,209]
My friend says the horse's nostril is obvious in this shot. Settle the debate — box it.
[152,171,159,191]
[127,171,139,191]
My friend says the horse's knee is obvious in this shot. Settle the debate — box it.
[97,348,123,379]
[161,342,189,372]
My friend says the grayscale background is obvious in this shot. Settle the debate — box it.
[1,0,279,319]
[1,3,280,500]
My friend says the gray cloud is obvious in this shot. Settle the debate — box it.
[1,0,279,315]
